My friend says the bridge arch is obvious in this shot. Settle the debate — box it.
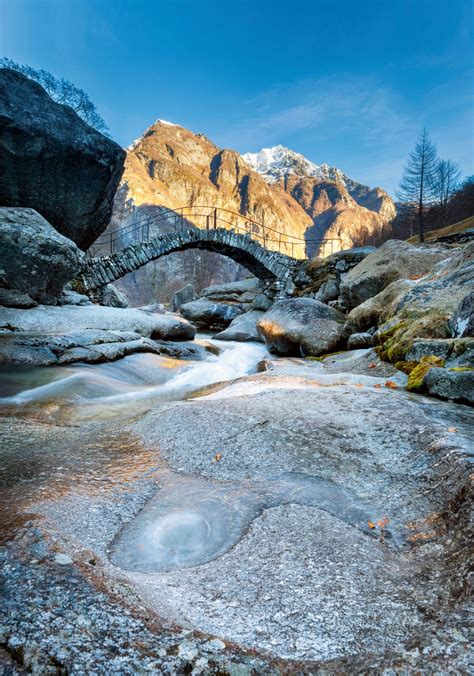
[78,227,301,294]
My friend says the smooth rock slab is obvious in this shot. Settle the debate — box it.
[0,305,196,341]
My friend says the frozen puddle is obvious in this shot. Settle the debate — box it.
[110,472,402,572]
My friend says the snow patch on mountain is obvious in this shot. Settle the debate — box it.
[242,145,360,190]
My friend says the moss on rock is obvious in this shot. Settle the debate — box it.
[407,356,445,393]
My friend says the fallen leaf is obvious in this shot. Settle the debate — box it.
[377,516,390,528]
[213,453,222,462]
[447,427,457,433]
[384,380,398,389]
[368,362,376,369]
[373,384,382,389]
[368,521,376,529]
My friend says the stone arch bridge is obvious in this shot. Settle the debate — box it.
[77,207,339,297]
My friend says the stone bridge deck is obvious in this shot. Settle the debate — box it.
[78,227,303,294]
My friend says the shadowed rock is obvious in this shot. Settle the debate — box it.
[0,68,125,249]
[0,207,83,304]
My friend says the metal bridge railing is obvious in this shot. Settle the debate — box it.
[87,205,341,260]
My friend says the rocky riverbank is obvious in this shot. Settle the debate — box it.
[0,344,472,672]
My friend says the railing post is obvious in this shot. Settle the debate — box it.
[213,208,217,229]
[206,214,209,230]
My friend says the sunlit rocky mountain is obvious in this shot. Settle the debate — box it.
[243,145,396,253]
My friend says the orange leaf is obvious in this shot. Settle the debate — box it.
[368,363,376,369]
[373,384,382,389]
[368,521,376,529]
[377,516,390,528]
[447,427,457,433]
[213,453,222,462]
[384,380,398,389]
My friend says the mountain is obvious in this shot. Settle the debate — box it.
[242,145,396,252]
[108,122,313,305]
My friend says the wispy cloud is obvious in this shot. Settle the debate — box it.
[216,73,472,194]
[224,75,416,151]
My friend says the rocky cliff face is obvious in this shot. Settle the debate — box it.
[243,145,396,254]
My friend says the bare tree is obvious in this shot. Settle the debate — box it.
[397,128,438,242]
[0,57,109,134]
[431,159,462,226]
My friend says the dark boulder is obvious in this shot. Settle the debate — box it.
[0,207,83,304]
[0,68,125,249]
[180,298,244,331]
[257,297,345,357]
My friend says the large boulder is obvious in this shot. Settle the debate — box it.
[214,311,264,342]
[344,278,413,334]
[374,243,474,364]
[180,298,244,331]
[0,68,125,249]
[257,297,345,357]
[0,207,83,304]
[202,278,261,304]
[339,240,448,310]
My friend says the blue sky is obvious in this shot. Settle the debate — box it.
[1,0,473,195]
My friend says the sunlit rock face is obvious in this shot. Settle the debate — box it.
[257,297,345,356]
[243,145,396,255]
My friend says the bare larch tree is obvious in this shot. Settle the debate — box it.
[397,128,438,242]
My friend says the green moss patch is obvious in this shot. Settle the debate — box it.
[407,356,445,393]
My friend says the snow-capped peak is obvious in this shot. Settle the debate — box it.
[155,119,179,127]
[242,145,357,190]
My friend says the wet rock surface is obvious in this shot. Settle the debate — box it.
[0,305,196,341]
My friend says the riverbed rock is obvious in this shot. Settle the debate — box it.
[0,68,125,249]
[0,287,37,308]
[0,207,83,304]
[214,311,264,342]
[201,278,261,306]
[347,332,373,349]
[92,284,129,308]
[180,298,244,331]
[0,305,196,341]
[170,284,197,311]
[344,279,413,334]
[257,297,345,356]
[339,240,448,310]
[423,367,474,405]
